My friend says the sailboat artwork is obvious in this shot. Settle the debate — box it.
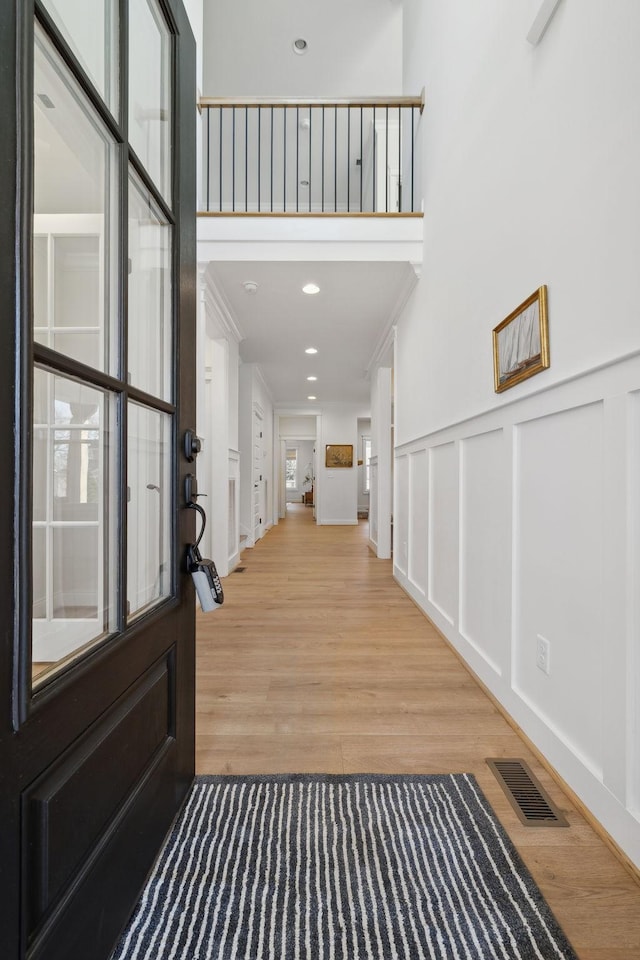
[493,285,550,393]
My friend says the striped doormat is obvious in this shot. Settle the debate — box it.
[112,774,578,960]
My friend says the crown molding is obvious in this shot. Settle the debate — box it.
[199,264,245,344]
[365,262,419,375]
[254,364,275,404]
[241,359,275,405]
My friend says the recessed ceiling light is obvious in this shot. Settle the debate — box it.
[307,395,317,400]
[307,376,317,381]
[242,280,258,295]
[305,347,318,354]
[293,38,308,55]
[302,283,320,295]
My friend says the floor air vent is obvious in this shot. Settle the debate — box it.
[486,758,569,827]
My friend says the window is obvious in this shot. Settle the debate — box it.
[363,437,372,493]
[285,448,297,489]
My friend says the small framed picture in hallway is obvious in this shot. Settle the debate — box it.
[493,285,550,393]
[325,444,353,468]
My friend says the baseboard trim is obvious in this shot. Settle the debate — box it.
[395,576,640,891]
[316,519,358,526]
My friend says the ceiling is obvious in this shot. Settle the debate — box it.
[209,260,412,406]
[202,0,402,99]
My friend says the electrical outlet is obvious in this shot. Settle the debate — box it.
[536,635,551,675]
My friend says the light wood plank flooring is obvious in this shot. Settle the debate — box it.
[196,503,640,960]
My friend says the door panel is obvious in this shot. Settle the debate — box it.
[23,656,172,935]
[0,1,197,958]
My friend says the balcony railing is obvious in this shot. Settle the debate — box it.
[199,95,424,215]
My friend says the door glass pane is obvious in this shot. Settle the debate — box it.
[34,25,118,375]
[127,404,171,620]
[128,171,172,400]
[129,0,172,202]
[38,0,118,113]
[51,235,101,368]
[32,368,116,688]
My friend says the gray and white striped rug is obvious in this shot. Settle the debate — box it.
[112,774,578,960]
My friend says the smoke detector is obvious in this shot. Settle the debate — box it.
[242,280,258,295]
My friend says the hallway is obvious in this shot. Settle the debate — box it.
[195,506,640,959]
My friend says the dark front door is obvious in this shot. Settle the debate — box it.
[0,1,197,957]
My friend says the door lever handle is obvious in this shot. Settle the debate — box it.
[185,473,208,504]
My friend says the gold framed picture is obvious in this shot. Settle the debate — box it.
[493,285,550,393]
[325,444,353,468]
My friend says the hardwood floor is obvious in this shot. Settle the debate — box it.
[196,503,640,960]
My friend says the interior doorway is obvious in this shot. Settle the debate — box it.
[277,414,319,521]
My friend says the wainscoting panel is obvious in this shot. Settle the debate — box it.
[408,449,428,596]
[513,402,604,774]
[369,459,378,548]
[459,429,508,676]
[228,450,240,572]
[394,454,409,575]
[394,350,640,870]
[428,442,458,625]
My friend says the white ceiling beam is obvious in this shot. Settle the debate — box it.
[197,216,423,265]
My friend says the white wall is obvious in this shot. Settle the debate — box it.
[202,0,402,97]
[182,0,203,92]
[396,0,640,869]
[197,270,241,575]
[317,403,364,525]
[399,0,640,442]
[279,416,316,440]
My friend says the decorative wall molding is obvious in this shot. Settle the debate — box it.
[394,352,640,870]
[396,345,640,452]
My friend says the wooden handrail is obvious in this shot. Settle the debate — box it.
[199,93,425,114]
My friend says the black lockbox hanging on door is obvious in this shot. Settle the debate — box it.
[185,480,223,612]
